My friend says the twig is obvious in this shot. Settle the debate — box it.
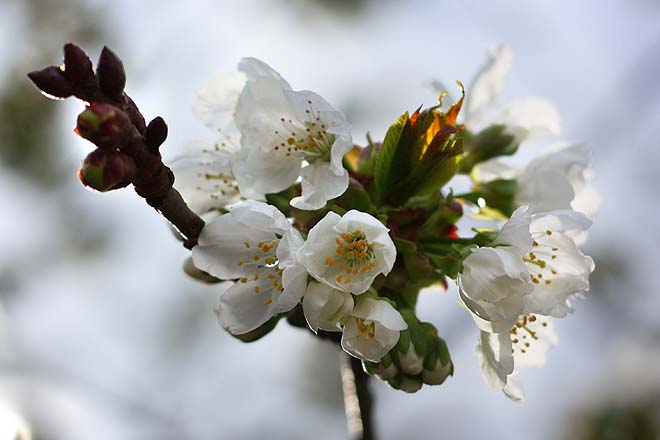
[27,43,205,248]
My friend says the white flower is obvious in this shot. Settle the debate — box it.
[297,210,396,294]
[341,298,407,362]
[302,281,354,333]
[429,45,560,140]
[231,58,353,210]
[170,141,244,215]
[464,45,560,139]
[459,207,594,332]
[170,72,262,215]
[475,143,599,217]
[458,207,534,333]
[477,315,558,402]
[191,201,307,334]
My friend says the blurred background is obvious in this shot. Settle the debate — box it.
[1,0,659,438]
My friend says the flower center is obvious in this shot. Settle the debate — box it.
[509,314,548,354]
[236,239,284,305]
[356,318,376,339]
[324,229,376,285]
[271,99,334,162]
[523,234,560,285]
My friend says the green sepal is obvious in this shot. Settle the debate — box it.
[460,124,524,173]
[335,177,374,213]
[393,237,417,255]
[472,178,518,218]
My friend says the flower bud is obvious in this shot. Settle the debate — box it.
[461,124,526,173]
[399,343,424,375]
[76,103,131,149]
[27,66,73,99]
[422,337,453,385]
[97,46,126,99]
[145,116,168,150]
[398,376,423,393]
[78,149,136,192]
[63,42,93,83]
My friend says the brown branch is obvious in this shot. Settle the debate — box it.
[28,43,204,248]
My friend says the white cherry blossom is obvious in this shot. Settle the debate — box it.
[430,45,560,140]
[191,201,307,334]
[459,207,594,332]
[302,281,354,333]
[232,58,353,210]
[297,210,396,294]
[477,315,558,402]
[341,298,407,362]
[465,45,561,139]
[475,143,599,217]
[170,72,262,215]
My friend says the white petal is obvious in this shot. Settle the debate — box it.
[302,282,353,333]
[229,201,291,235]
[494,97,561,139]
[170,142,242,214]
[529,210,592,235]
[238,57,291,89]
[277,227,305,269]
[341,318,400,362]
[476,331,514,389]
[232,149,302,199]
[472,159,518,181]
[215,277,278,334]
[494,206,533,252]
[290,161,349,210]
[460,246,531,303]
[280,263,308,307]
[192,72,246,132]
[352,298,407,331]
[465,45,513,127]
[192,213,275,279]
[513,317,558,369]
[502,373,525,403]
[517,170,575,213]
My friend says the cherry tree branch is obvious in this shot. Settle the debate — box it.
[27,43,205,248]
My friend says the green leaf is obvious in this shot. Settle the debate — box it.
[393,237,417,254]
[374,112,409,204]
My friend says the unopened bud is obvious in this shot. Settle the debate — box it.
[145,117,168,150]
[97,46,126,99]
[422,337,453,385]
[399,344,424,375]
[397,376,423,393]
[63,42,93,83]
[78,149,136,192]
[76,103,131,149]
[27,66,73,99]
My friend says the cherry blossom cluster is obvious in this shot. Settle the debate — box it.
[28,43,596,400]
[170,46,596,398]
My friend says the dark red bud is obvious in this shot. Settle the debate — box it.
[27,66,73,99]
[78,149,137,192]
[448,200,463,216]
[145,117,168,150]
[76,103,131,149]
[63,42,94,83]
[97,46,126,99]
